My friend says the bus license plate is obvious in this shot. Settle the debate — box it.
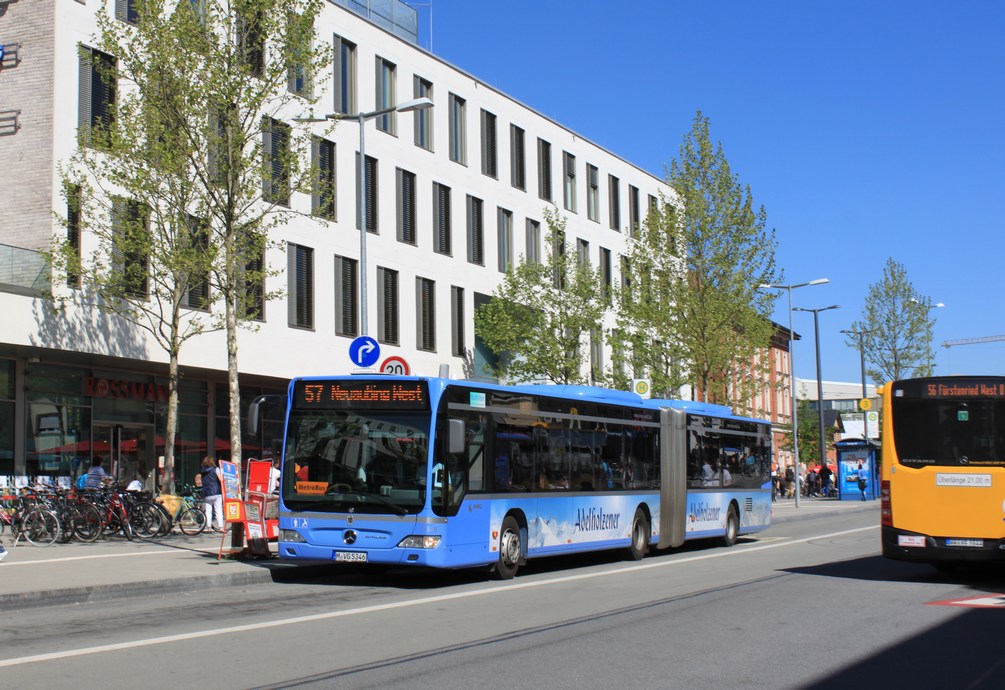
[946,538,983,548]
[333,551,368,562]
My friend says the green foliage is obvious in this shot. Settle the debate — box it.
[777,398,837,465]
[614,112,779,404]
[847,257,936,383]
[474,209,608,384]
[47,0,330,487]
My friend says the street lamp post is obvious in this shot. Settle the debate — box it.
[759,278,829,508]
[794,305,840,488]
[296,97,434,336]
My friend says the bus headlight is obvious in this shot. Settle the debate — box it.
[397,535,442,549]
[280,529,307,543]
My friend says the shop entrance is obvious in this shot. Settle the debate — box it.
[93,424,157,490]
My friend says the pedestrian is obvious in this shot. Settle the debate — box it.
[200,456,224,531]
[770,464,778,502]
[857,460,869,501]
[84,456,110,490]
[819,464,833,498]
[784,464,795,498]
[268,456,281,495]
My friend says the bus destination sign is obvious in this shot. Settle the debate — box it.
[294,380,429,410]
[924,381,1005,398]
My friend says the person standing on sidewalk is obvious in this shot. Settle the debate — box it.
[200,456,224,531]
[857,460,869,501]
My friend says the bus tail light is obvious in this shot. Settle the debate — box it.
[880,480,892,526]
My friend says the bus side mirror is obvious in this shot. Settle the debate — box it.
[448,419,465,454]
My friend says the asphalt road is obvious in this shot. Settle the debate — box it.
[2,508,1002,689]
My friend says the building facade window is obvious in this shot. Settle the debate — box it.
[288,243,314,329]
[586,164,599,222]
[355,153,378,233]
[416,276,436,351]
[111,197,149,299]
[433,182,451,255]
[396,168,417,244]
[263,117,291,207]
[66,184,82,288]
[510,125,526,190]
[590,328,603,383]
[288,13,313,98]
[115,0,139,24]
[377,267,399,344]
[78,46,116,150]
[577,238,590,267]
[333,34,357,114]
[237,5,265,77]
[183,214,210,310]
[599,247,612,304]
[466,195,484,265]
[497,207,513,273]
[375,56,396,134]
[563,151,576,212]
[243,252,265,321]
[537,138,552,201]
[449,93,466,164]
[334,255,358,337]
[525,218,541,265]
[414,76,433,150]
[608,174,621,231]
[480,110,497,178]
[312,137,336,220]
[629,184,641,236]
[451,286,465,357]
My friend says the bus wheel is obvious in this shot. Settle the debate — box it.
[628,508,649,561]
[723,504,739,547]
[491,516,522,580]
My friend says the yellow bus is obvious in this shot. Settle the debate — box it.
[880,376,1005,570]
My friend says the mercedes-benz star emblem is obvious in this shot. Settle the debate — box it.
[344,530,357,545]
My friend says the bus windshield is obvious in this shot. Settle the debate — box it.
[282,409,431,514]
[892,396,1005,467]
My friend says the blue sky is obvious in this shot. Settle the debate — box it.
[414,1,1005,385]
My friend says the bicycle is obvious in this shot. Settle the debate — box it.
[157,487,207,536]
[0,493,62,547]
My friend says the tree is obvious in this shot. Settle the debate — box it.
[847,257,935,383]
[778,398,837,466]
[48,0,330,489]
[615,112,779,404]
[474,209,608,384]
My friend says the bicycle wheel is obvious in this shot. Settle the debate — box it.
[154,502,173,537]
[120,511,134,541]
[55,505,76,543]
[21,509,61,547]
[130,503,163,539]
[177,506,207,536]
[72,503,103,543]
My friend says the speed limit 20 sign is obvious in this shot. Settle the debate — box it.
[380,355,410,376]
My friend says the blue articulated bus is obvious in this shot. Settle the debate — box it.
[266,376,773,579]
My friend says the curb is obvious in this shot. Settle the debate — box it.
[0,569,276,611]
[770,502,877,525]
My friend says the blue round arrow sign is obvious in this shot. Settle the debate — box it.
[349,335,380,368]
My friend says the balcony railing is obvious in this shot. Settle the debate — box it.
[330,0,418,44]
[0,243,49,296]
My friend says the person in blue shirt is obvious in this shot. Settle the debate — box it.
[200,456,224,531]
[84,456,109,490]
[857,461,868,501]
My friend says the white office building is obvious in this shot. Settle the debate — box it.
[0,0,670,484]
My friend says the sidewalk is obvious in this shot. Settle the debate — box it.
[1,498,879,610]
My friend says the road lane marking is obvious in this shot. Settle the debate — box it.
[0,524,877,668]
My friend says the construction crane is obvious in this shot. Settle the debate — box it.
[942,335,1005,348]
